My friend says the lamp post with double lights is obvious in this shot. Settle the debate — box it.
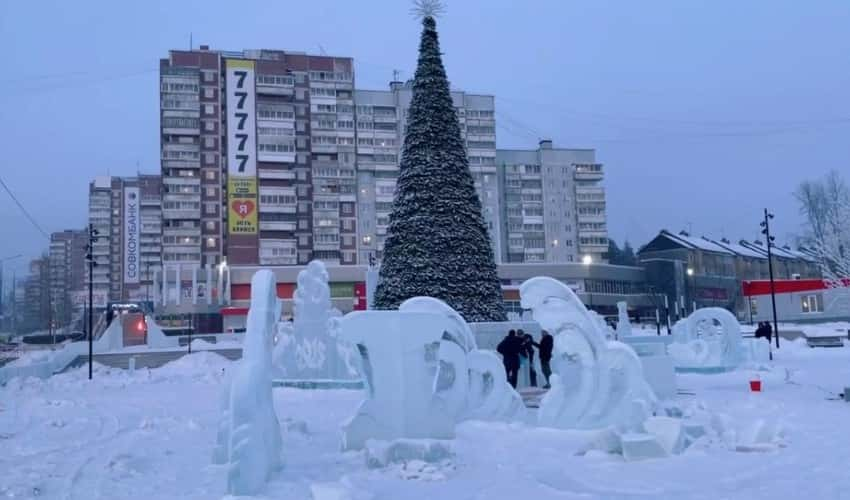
[760,209,780,351]
[85,223,100,380]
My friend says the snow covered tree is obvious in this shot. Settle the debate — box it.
[373,9,506,322]
[796,171,850,312]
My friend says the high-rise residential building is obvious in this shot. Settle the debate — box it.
[160,46,357,267]
[354,81,500,263]
[87,174,162,306]
[496,140,608,264]
[22,256,49,333]
[88,177,112,304]
[48,229,87,327]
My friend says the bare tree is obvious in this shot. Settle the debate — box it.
[797,171,850,313]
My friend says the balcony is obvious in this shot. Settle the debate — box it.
[258,168,296,180]
[256,82,294,97]
[259,221,296,232]
[573,163,604,181]
[162,208,201,220]
[163,225,201,236]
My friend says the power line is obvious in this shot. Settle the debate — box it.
[0,175,50,240]
[2,68,158,96]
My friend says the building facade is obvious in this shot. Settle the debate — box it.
[496,140,607,264]
[87,175,163,306]
[161,46,358,268]
[48,229,87,328]
[21,256,49,333]
[638,230,821,320]
[354,81,500,263]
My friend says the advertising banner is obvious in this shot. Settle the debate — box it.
[123,187,140,284]
[225,59,257,177]
[228,177,258,235]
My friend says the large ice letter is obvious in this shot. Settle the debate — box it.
[213,270,282,496]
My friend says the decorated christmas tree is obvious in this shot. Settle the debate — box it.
[373,2,506,322]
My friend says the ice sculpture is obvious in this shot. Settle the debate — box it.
[465,350,526,422]
[336,310,456,450]
[213,270,282,496]
[272,260,353,381]
[334,297,526,449]
[519,277,656,430]
[669,307,745,371]
[616,301,633,338]
[398,296,525,423]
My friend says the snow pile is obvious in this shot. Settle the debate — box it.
[364,439,454,469]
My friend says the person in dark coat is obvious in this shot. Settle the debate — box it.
[754,322,767,340]
[764,321,773,342]
[538,330,554,389]
[497,329,521,388]
[518,329,538,387]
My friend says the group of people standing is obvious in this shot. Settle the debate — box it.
[754,321,774,342]
[496,329,553,389]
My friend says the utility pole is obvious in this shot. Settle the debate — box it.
[761,209,780,351]
[85,224,100,380]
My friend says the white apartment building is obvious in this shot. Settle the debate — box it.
[354,80,501,263]
[496,140,608,264]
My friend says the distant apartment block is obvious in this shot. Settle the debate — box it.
[87,175,162,305]
[354,81,501,263]
[48,229,87,327]
[496,140,607,264]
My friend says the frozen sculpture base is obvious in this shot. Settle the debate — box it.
[213,270,282,496]
[519,277,656,430]
[669,307,768,372]
[272,260,356,382]
[334,296,525,451]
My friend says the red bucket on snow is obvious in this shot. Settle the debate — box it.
[749,380,762,392]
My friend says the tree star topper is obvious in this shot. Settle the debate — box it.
[412,0,446,19]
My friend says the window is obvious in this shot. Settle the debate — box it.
[162,117,199,129]
[801,294,824,313]
[205,170,216,180]
[205,221,216,231]
[258,127,294,136]
[467,125,495,135]
[257,74,294,86]
[310,87,337,97]
[260,193,297,205]
[258,142,295,153]
[257,108,294,120]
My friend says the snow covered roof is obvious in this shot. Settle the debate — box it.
[660,231,735,255]
[710,239,766,259]
[642,230,815,262]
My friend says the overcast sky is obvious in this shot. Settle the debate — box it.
[1,0,848,277]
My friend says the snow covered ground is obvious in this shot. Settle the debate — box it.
[3,342,850,499]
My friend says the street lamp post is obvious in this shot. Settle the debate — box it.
[85,224,100,380]
[761,209,780,351]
